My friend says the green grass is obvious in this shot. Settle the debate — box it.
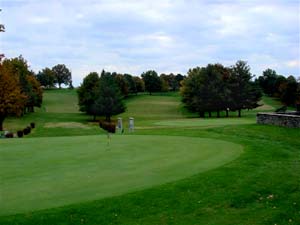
[0,89,299,225]
[42,89,80,113]
[154,117,254,128]
[0,135,242,216]
[3,89,105,137]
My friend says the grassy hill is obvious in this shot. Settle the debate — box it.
[0,89,299,225]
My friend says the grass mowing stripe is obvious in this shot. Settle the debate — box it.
[0,135,242,216]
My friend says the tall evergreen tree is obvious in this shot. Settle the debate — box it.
[229,61,261,117]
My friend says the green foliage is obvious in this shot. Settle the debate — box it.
[280,76,298,106]
[257,69,299,106]
[0,56,42,130]
[95,71,126,121]
[181,61,262,117]
[258,68,278,95]
[229,61,262,116]
[113,73,129,97]
[141,70,162,95]
[36,67,56,88]
[52,64,72,88]
[77,72,100,119]
[133,76,145,93]
[160,73,185,91]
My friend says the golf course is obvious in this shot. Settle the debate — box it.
[0,89,299,225]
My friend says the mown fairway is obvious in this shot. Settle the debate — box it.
[0,90,299,225]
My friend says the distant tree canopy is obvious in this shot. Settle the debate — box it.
[77,70,126,121]
[160,73,185,91]
[36,68,56,88]
[0,56,42,130]
[257,69,299,106]
[52,64,72,88]
[141,70,161,95]
[181,61,262,117]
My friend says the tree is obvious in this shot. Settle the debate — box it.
[258,69,277,96]
[36,67,56,88]
[141,70,161,95]
[280,75,298,106]
[94,71,126,121]
[160,75,169,92]
[181,61,261,118]
[229,61,261,117]
[26,73,43,112]
[0,59,27,130]
[181,64,230,118]
[6,56,42,113]
[180,67,207,117]
[133,76,145,93]
[52,64,72,88]
[160,73,185,91]
[124,74,137,94]
[77,72,100,121]
[114,73,129,97]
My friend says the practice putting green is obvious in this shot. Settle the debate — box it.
[0,135,242,215]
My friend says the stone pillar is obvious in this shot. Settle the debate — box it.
[129,117,134,132]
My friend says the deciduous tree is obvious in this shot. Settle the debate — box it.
[0,60,26,130]
[52,64,72,88]
[36,68,56,88]
[141,70,161,95]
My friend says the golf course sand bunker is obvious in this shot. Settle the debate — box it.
[0,135,242,215]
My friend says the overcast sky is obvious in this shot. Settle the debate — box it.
[1,0,299,86]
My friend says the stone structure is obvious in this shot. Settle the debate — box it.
[257,112,300,128]
[117,118,123,130]
[129,117,134,132]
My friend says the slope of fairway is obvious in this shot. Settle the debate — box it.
[42,89,79,113]
[155,117,254,128]
[0,135,242,216]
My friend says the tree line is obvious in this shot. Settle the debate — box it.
[180,61,262,117]
[0,56,43,130]
[77,70,185,121]
[256,69,300,107]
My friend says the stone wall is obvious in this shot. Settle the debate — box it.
[257,113,300,128]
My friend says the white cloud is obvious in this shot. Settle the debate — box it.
[286,60,300,68]
[1,0,299,85]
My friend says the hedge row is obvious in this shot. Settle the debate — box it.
[4,122,35,138]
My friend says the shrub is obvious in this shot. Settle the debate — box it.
[30,122,35,128]
[99,120,116,133]
[5,132,14,138]
[27,126,31,134]
[23,126,31,135]
[17,130,24,138]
